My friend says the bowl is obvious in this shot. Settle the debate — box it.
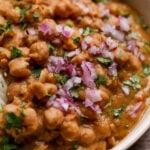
[113,0,150,149]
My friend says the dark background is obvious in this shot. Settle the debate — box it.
[129,128,150,150]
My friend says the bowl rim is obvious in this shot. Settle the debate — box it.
[112,104,150,150]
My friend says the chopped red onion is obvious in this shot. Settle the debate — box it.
[128,102,143,118]
[101,23,115,34]
[67,64,77,76]
[57,87,73,100]
[26,27,36,35]
[48,56,67,73]
[122,86,130,95]
[66,49,80,58]
[81,36,93,50]
[90,104,102,114]
[119,16,130,32]
[56,25,63,33]
[88,46,100,55]
[64,76,82,89]
[112,29,125,41]
[85,88,102,103]
[84,88,102,114]
[101,23,125,41]
[108,62,118,76]
[38,23,52,35]
[62,26,74,38]
[81,61,97,88]
[139,54,145,61]
[52,38,61,44]
[101,50,114,60]
[105,37,118,50]
[101,9,110,18]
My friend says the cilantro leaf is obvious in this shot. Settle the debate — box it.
[82,27,99,36]
[5,112,23,130]
[110,105,126,118]
[31,68,42,78]
[95,75,106,86]
[123,75,141,90]
[70,89,79,98]
[143,64,150,76]
[72,143,78,150]
[48,43,55,55]
[96,57,112,65]
[33,13,40,20]
[72,37,80,45]
[0,135,18,150]
[11,46,22,59]
[54,73,70,85]
[93,0,109,3]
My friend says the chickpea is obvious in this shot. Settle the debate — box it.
[0,47,11,68]
[79,126,96,146]
[30,41,49,65]
[7,81,33,102]
[8,57,31,78]
[61,120,80,142]
[44,107,64,130]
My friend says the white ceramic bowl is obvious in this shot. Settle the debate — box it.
[113,0,150,149]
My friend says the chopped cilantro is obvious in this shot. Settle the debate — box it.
[5,112,23,130]
[128,32,139,40]
[54,73,70,85]
[48,43,55,55]
[21,23,28,30]
[110,105,126,118]
[6,20,12,28]
[123,75,141,90]
[122,12,130,18]
[33,13,40,20]
[93,0,109,3]
[135,16,142,23]
[144,41,150,53]
[95,75,106,86]
[11,46,22,59]
[21,109,26,116]
[0,104,3,113]
[141,24,148,30]
[0,135,18,150]
[82,27,99,36]
[70,89,79,98]
[31,68,42,78]
[143,64,150,76]
[72,143,78,150]
[47,93,52,98]
[96,57,112,65]
[19,4,32,23]
[20,102,27,108]
[72,36,80,45]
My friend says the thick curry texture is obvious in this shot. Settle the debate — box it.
[0,0,150,150]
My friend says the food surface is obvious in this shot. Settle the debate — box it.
[0,0,150,149]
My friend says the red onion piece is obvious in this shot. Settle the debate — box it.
[85,88,102,103]
[26,27,36,35]
[101,9,110,18]
[38,23,51,35]
[64,77,82,90]
[62,26,74,38]
[48,56,67,73]
[81,36,93,50]
[105,37,118,50]
[81,61,97,88]
[128,102,143,118]
[119,16,130,32]
[122,86,130,95]
[108,62,118,76]
[67,64,77,77]
[112,29,125,42]
[66,49,80,58]
[101,23,115,35]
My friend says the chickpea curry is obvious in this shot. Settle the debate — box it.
[0,0,150,150]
